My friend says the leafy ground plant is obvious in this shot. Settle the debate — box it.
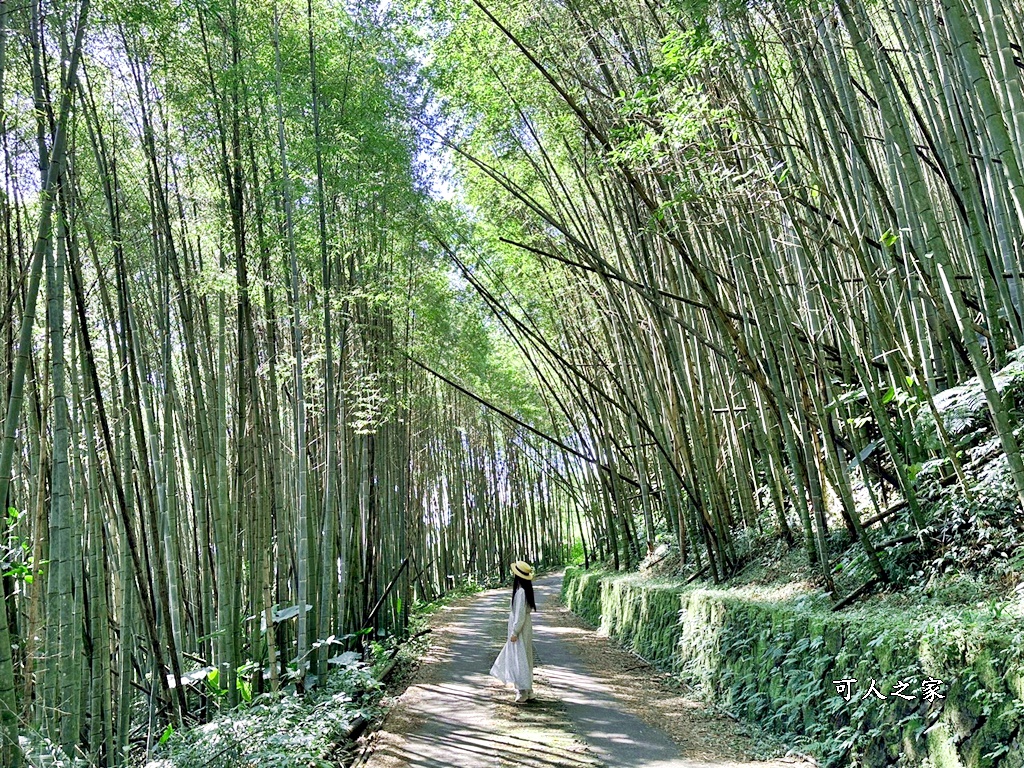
[147,666,383,768]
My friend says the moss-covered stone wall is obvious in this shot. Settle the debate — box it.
[562,568,1024,767]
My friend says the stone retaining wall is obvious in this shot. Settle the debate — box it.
[561,568,1023,767]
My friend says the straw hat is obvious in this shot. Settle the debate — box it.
[511,561,534,581]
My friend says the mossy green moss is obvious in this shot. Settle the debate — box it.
[562,569,1024,767]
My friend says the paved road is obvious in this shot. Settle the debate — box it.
[359,574,780,768]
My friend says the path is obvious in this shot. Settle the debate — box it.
[358,574,807,768]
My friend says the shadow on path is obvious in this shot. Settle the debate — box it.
[360,573,791,768]
[531,575,691,767]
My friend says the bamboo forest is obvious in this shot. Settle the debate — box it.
[0,0,1022,766]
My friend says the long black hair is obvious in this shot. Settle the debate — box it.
[512,575,537,611]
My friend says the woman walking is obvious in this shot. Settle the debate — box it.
[489,561,536,702]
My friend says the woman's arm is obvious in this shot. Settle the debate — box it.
[510,590,526,641]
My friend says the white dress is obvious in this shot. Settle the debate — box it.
[489,588,533,691]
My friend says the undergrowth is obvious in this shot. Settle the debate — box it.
[146,665,383,768]
[147,574,498,768]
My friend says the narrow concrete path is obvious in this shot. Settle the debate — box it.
[358,574,802,768]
